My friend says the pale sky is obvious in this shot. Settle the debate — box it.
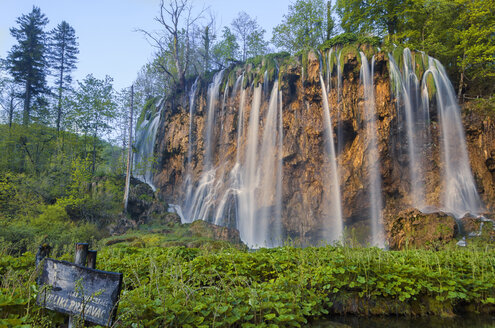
[0,0,290,91]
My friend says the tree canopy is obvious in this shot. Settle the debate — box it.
[272,0,332,54]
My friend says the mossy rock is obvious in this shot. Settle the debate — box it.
[386,208,456,250]
[189,220,244,246]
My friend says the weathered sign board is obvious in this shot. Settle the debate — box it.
[36,258,123,326]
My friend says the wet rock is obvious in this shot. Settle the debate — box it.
[152,49,495,246]
[108,216,138,235]
[189,220,244,245]
[127,177,154,222]
[386,208,456,250]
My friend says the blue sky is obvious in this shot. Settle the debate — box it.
[0,0,290,90]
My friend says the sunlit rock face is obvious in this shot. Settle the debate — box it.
[136,46,495,248]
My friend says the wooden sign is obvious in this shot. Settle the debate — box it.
[36,258,123,326]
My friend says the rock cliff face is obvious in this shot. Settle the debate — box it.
[145,47,495,248]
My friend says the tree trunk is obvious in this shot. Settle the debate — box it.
[458,53,466,101]
[56,64,64,133]
[92,128,97,174]
[123,85,134,212]
[458,71,464,102]
[23,81,30,126]
[8,97,14,129]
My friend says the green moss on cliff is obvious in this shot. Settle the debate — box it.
[137,96,160,128]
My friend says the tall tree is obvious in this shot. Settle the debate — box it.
[68,75,116,173]
[7,6,49,126]
[48,21,79,132]
[246,28,268,59]
[326,1,335,40]
[200,16,217,73]
[231,12,265,61]
[272,0,327,53]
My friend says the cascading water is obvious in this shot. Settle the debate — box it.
[389,48,483,218]
[319,73,343,242]
[238,82,283,247]
[360,52,385,247]
[183,78,199,208]
[389,50,427,208]
[133,100,163,190]
[423,57,483,218]
[138,47,486,249]
[178,71,284,247]
[182,71,224,223]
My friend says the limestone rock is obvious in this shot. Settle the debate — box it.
[386,208,456,250]
[189,220,243,245]
[151,49,495,246]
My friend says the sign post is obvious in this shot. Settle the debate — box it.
[36,243,122,327]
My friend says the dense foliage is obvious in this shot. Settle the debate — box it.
[272,0,334,53]
[0,122,125,257]
[1,241,495,327]
[335,0,495,96]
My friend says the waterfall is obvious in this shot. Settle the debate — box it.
[183,78,199,199]
[133,100,163,190]
[204,71,225,169]
[183,71,224,223]
[389,51,426,208]
[360,52,385,247]
[238,81,283,247]
[179,71,283,247]
[319,73,344,243]
[145,48,484,248]
[182,79,199,219]
[389,48,482,218]
[422,57,482,218]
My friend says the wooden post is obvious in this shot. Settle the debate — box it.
[69,243,89,328]
[74,243,89,266]
[36,244,51,285]
[87,250,97,269]
[35,244,51,268]
[123,85,134,212]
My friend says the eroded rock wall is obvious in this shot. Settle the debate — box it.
[151,50,495,246]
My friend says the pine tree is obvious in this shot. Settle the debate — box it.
[48,21,79,132]
[7,6,49,126]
